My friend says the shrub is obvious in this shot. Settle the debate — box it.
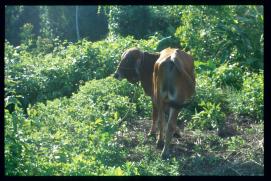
[5,95,29,175]
[186,73,228,112]
[137,157,180,176]
[179,73,228,128]
[213,62,243,90]
[148,6,183,36]
[107,6,152,39]
[229,71,263,121]
[19,23,35,47]
[175,6,263,70]
[189,101,226,130]
[4,77,140,175]
[4,35,159,112]
[35,36,64,55]
[107,6,182,39]
[74,77,138,120]
[225,136,246,151]
[156,36,180,52]
[136,93,152,119]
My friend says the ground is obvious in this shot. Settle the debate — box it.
[115,115,264,175]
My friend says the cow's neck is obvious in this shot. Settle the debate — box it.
[139,52,160,97]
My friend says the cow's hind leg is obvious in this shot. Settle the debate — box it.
[148,103,158,138]
[164,108,181,138]
[161,107,179,159]
[156,106,165,149]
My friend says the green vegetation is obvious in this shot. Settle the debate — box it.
[5,35,158,111]
[5,5,263,175]
[175,6,263,70]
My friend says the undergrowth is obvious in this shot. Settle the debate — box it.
[5,36,263,175]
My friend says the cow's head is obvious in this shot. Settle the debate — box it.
[113,48,143,83]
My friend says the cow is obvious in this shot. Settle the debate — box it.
[113,47,195,159]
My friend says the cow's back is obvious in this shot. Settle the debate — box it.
[153,48,195,109]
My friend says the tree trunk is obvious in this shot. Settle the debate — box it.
[75,6,80,41]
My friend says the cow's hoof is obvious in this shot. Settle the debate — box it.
[156,140,164,149]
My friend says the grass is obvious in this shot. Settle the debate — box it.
[5,44,263,175]
[5,77,264,176]
[116,115,263,175]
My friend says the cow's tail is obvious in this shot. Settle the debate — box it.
[154,59,183,110]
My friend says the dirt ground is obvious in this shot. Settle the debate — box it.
[115,114,264,175]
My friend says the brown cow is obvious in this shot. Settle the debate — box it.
[153,48,195,158]
[114,48,160,135]
[113,47,195,158]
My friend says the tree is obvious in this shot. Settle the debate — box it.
[75,6,80,41]
[175,5,263,70]
[5,6,40,45]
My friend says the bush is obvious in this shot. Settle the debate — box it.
[148,6,182,35]
[136,93,152,119]
[4,77,140,175]
[187,73,228,112]
[229,71,263,120]
[5,95,30,175]
[19,23,35,47]
[179,73,228,128]
[35,36,63,55]
[107,6,182,39]
[175,6,263,70]
[4,35,159,112]
[74,77,138,120]
[156,36,180,52]
[189,101,226,130]
[213,63,243,90]
[107,6,152,39]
